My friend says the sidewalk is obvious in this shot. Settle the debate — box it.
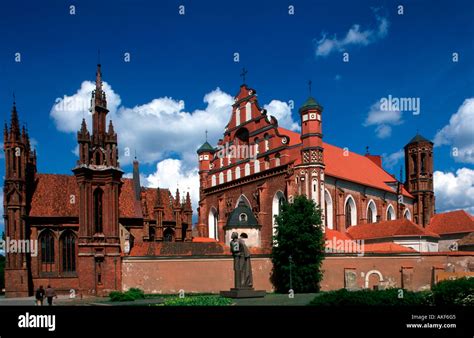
[0,294,103,306]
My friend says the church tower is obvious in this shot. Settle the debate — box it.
[3,100,37,297]
[73,64,123,295]
[404,134,435,227]
[295,90,326,210]
[196,139,214,237]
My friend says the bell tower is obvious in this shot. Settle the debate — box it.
[73,64,123,296]
[3,99,36,297]
[295,83,325,210]
[196,137,215,237]
[404,133,435,227]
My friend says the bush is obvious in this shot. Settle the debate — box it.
[163,295,233,306]
[309,288,432,306]
[432,277,474,306]
[109,288,145,302]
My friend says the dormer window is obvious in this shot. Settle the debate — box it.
[239,213,248,222]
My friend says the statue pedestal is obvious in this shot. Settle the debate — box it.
[220,288,266,299]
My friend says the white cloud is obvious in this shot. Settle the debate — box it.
[145,158,200,212]
[363,101,402,139]
[263,100,300,131]
[50,81,121,133]
[315,11,389,57]
[434,168,474,214]
[434,98,474,164]
[382,149,404,169]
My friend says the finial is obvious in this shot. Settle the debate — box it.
[365,146,369,155]
[240,67,248,84]
[13,92,16,106]
[308,80,312,96]
[205,129,208,142]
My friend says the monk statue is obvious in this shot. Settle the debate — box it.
[230,232,253,288]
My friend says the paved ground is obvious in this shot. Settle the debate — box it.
[0,293,318,306]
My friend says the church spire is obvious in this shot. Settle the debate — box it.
[9,98,20,140]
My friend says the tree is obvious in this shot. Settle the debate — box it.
[271,195,325,293]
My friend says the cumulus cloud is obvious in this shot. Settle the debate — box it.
[50,81,121,133]
[315,11,389,57]
[434,168,474,214]
[434,98,474,164]
[263,100,300,131]
[363,101,402,138]
[382,149,404,170]
[50,81,298,169]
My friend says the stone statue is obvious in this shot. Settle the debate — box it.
[230,232,253,288]
[222,232,264,298]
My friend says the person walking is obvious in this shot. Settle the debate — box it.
[35,285,45,306]
[45,285,57,306]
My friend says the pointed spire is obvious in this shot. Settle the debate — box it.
[4,121,8,143]
[155,187,163,208]
[174,188,181,207]
[9,97,20,139]
[185,191,192,211]
[96,63,103,91]
[108,119,115,135]
[80,118,88,133]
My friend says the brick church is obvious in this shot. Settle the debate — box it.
[195,82,473,252]
[3,65,192,297]
[3,66,474,297]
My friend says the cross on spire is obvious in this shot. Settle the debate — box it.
[205,129,208,142]
[308,80,312,96]
[13,92,16,105]
[365,146,369,155]
[240,68,248,84]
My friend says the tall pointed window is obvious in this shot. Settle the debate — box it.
[40,230,55,273]
[94,188,103,234]
[61,231,76,273]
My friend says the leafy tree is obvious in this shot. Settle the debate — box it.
[271,195,325,293]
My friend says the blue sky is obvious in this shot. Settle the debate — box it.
[1,0,473,234]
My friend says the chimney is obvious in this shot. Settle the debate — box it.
[365,154,382,168]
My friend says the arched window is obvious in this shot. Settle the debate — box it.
[61,231,76,273]
[244,163,250,176]
[421,153,426,172]
[227,169,232,182]
[264,133,270,151]
[93,188,103,234]
[245,102,251,121]
[264,156,270,170]
[275,153,281,166]
[95,151,101,165]
[344,195,357,228]
[254,138,260,155]
[324,189,334,229]
[40,230,55,272]
[404,209,412,220]
[219,172,224,184]
[235,108,240,126]
[208,208,218,240]
[235,167,241,179]
[211,175,216,187]
[272,191,286,245]
[366,200,377,223]
[411,154,417,174]
[386,204,395,221]
[312,178,319,205]
[149,227,155,241]
[163,228,174,242]
[254,159,260,173]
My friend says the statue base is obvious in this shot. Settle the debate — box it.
[220,288,266,299]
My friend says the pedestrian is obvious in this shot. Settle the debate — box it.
[45,285,57,306]
[35,285,45,306]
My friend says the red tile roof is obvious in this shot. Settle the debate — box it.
[278,127,413,198]
[363,242,417,253]
[30,174,79,217]
[347,218,440,240]
[29,174,172,220]
[427,210,474,235]
[142,187,175,221]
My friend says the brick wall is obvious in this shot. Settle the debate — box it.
[122,253,474,294]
